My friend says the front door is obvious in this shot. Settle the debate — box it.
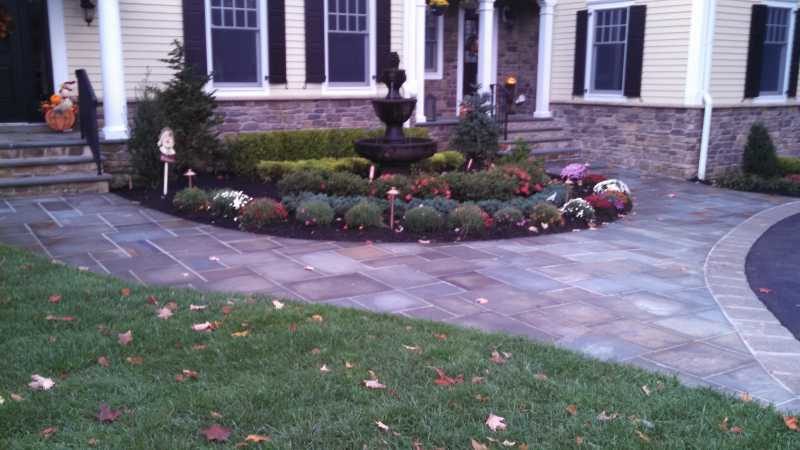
[462,9,479,97]
[0,0,51,123]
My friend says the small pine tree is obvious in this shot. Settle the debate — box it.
[450,89,501,165]
[127,85,166,187]
[159,40,222,172]
[742,123,779,177]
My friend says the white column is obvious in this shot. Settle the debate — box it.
[476,0,496,94]
[414,0,427,123]
[46,0,69,89]
[534,0,556,119]
[98,0,129,140]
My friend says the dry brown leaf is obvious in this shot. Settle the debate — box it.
[117,330,133,346]
[490,350,508,365]
[157,307,173,320]
[375,420,390,432]
[433,332,448,341]
[730,426,743,434]
[363,379,386,389]
[176,369,199,382]
[40,427,57,439]
[319,364,331,373]
[231,330,250,337]
[784,416,799,431]
[210,411,223,419]
[635,430,650,442]
[534,372,549,381]
[221,305,234,315]
[433,368,464,386]
[288,323,298,333]
[485,413,507,432]
[45,314,76,322]
[96,403,122,423]
[470,438,489,450]
[190,304,208,311]
[575,436,584,446]
[201,424,231,442]
[597,411,618,422]
[740,392,752,402]
[120,288,131,297]
[192,322,216,332]
[641,385,651,396]
[345,361,355,369]
[474,394,490,403]
[310,347,321,354]
[403,344,422,353]
[10,393,23,402]
[146,295,158,305]
[472,376,486,384]
[719,417,730,432]
[48,294,62,304]
[310,314,324,322]
[87,437,98,447]
[97,356,110,368]
[165,301,178,311]
[244,434,271,443]
[126,356,144,365]
[565,404,578,416]
[272,300,285,310]
[192,344,208,351]
[28,374,55,391]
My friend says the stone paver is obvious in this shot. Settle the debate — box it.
[2,170,799,411]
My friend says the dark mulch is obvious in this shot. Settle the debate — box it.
[746,213,800,340]
[115,173,583,243]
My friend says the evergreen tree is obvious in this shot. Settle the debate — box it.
[742,123,779,177]
[127,85,166,187]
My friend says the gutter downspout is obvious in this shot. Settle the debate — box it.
[697,0,716,181]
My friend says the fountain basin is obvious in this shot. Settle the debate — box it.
[354,137,437,171]
[373,98,417,128]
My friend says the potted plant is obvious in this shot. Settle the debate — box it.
[428,0,449,16]
[40,81,78,132]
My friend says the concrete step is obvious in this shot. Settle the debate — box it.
[530,147,583,164]
[0,173,111,197]
[0,145,91,159]
[0,156,99,178]
[502,129,567,142]
[504,121,563,132]
[501,135,573,146]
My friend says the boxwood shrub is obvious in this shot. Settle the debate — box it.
[256,157,371,181]
[403,206,444,234]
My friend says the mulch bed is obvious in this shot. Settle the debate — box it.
[115,173,586,243]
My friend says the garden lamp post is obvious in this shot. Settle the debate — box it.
[387,187,399,229]
[184,169,196,189]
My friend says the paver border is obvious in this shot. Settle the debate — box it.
[706,200,800,399]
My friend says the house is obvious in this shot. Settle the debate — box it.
[1,0,798,194]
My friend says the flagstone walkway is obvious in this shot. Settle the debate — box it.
[2,171,799,411]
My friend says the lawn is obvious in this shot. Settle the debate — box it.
[0,244,797,449]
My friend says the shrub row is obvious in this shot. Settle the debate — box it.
[257,157,372,181]
[715,171,800,197]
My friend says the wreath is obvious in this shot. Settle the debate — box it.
[0,5,14,40]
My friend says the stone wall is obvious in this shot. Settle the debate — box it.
[551,102,704,179]
[496,5,539,115]
[706,105,800,177]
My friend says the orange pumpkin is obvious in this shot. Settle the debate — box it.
[49,94,62,105]
[45,108,76,132]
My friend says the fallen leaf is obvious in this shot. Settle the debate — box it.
[192,322,216,332]
[209,256,221,262]
[48,294,62,304]
[565,404,578,416]
[40,427,57,439]
[476,297,489,304]
[118,330,133,346]
[320,364,331,373]
[418,239,431,244]
[190,304,207,311]
[470,438,489,450]
[201,424,231,442]
[272,300,285,310]
[221,305,234,315]
[120,288,131,297]
[635,430,650,442]
[739,392,752,402]
[485,413,507,432]
[126,356,144,365]
[192,344,208,351]
[501,440,517,447]
[597,411,619,422]
[534,372,549,381]
[231,330,250,337]
[304,265,315,271]
[363,379,386,389]
[375,421,390,432]
[288,323,298,333]
[490,350,508,365]
[45,314,76,322]
[784,415,799,431]
[758,287,773,294]
[244,434,271,443]
[472,376,486,384]
[157,307,173,320]
[474,394,490,403]
[667,193,677,198]
[28,374,55,391]
[48,336,57,344]
[403,344,422,353]
[175,369,200,382]
[345,361,354,369]
[97,356,110,367]
[146,295,158,305]
[10,393,23,402]
[310,314,324,322]
[165,301,178,311]
[719,417,729,432]
[433,368,464,386]
[575,436,584,446]
[88,437,98,447]
[730,426,743,434]
[641,385,651,396]
[0,395,4,405]
[433,333,447,341]
[96,403,122,423]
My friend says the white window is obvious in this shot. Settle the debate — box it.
[760,6,794,95]
[587,7,628,95]
[208,0,266,86]
[327,0,370,85]
[425,11,444,80]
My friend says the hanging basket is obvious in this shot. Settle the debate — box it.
[430,5,447,16]
[44,108,77,132]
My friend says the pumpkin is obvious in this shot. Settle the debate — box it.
[49,94,62,105]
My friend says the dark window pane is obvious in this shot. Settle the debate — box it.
[339,0,346,13]
[329,14,337,30]
[224,9,233,26]
[212,29,259,83]
[247,0,256,8]
[593,43,625,91]
[359,0,366,13]
[349,0,356,14]
[212,0,221,6]
[328,33,367,83]
[212,8,222,26]
[247,11,257,28]
[349,15,356,31]
[358,16,366,31]
[760,43,785,93]
[235,0,244,7]
[224,0,232,7]
[236,10,245,27]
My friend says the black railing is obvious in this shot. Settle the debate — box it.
[490,84,512,141]
[76,69,103,175]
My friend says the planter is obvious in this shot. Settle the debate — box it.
[44,108,76,132]
[430,5,447,16]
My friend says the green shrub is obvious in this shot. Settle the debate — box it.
[475,199,506,215]
[413,151,465,173]
[530,203,563,228]
[497,139,531,164]
[208,189,252,218]
[256,157,371,181]
[281,192,330,213]
[407,197,458,215]
[715,171,800,196]
[238,198,288,231]
[228,127,429,177]
[370,174,413,200]
[172,188,209,214]
[442,171,518,201]
[450,91,500,164]
[330,196,369,216]
[277,171,327,196]
[742,123,779,177]
[128,85,166,187]
[403,206,444,234]
[344,202,383,229]
[531,184,568,207]
[411,175,452,198]
[296,200,335,226]
[493,207,524,226]
[448,204,491,235]
[778,156,800,176]
[561,198,595,226]
[325,172,370,197]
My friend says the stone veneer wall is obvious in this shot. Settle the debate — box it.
[424,9,461,120]
[551,102,704,179]
[496,5,539,115]
[706,105,800,177]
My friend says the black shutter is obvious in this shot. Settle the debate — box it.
[305,0,325,83]
[268,0,287,84]
[744,5,768,98]
[572,10,588,96]
[182,0,208,75]
[376,0,392,77]
[623,5,646,98]
[787,10,800,97]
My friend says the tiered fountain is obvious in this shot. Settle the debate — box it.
[354,53,437,172]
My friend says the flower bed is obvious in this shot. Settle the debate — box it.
[118,159,633,243]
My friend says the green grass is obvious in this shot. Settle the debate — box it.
[0,244,797,449]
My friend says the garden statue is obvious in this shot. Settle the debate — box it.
[159,127,176,196]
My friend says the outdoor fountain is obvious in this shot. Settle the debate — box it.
[354,53,437,172]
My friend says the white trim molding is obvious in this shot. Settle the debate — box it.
[424,12,445,80]
[97,0,129,140]
[322,0,378,96]
[414,0,427,123]
[684,0,716,106]
[534,0,556,118]
[46,0,68,90]
[476,0,496,94]
[455,7,465,116]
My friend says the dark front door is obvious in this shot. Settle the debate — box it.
[0,0,51,122]
[462,10,479,97]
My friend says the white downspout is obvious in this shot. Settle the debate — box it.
[697,0,716,181]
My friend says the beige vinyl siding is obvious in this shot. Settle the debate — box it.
[551,0,692,106]
[711,0,800,106]
[65,0,183,99]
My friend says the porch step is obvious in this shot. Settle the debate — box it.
[0,144,91,159]
[0,155,100,178]
[0,173,111,197]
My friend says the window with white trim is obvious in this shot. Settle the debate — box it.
[327,0,370,85]
[760,6,793,95]
[209,0,263,85]
[588,7,628,94]
[425,11,444,79]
